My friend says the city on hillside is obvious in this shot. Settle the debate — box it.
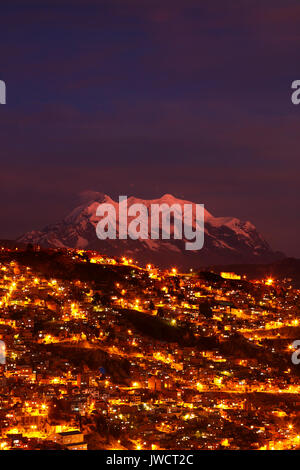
[0,245,300,450]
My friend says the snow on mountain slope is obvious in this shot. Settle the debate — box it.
[18,193,283,268]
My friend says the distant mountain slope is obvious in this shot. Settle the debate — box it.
[18,193,284,268]
[208,258,300,287]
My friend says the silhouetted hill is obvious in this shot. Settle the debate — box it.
[208,257,300,287]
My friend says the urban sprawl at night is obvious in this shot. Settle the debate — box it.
[0,245,300,450]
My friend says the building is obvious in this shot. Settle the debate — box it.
[54,430,87,450]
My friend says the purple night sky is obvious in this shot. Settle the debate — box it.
[0,1,299,256]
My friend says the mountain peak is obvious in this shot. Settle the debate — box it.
[17,193,284,268]
[160,193,177,202]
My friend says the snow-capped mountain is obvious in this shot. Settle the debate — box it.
[18,193,283,268]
